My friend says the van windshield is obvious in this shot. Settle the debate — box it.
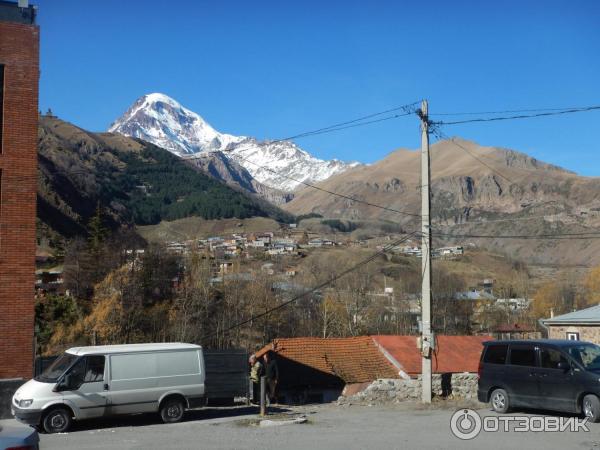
[36,352,79,383]
[566,343,600,371]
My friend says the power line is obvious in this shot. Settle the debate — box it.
[431,105,600,117]
[281,111,416,140]
[226,154,422,218]
[178,100,424,219]
[432,231,600,240]
[432,105,600,126]
[282,103,420,140]
[201,232,420,340]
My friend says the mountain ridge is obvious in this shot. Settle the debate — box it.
[38,115,293,246]
[109,93,360,192]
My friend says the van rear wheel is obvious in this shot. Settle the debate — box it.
[160,397,185,423]
[490,388,511,414]
[583,394,600,422]
[42,407,72,433]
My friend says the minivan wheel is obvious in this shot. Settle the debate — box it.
[160,397,185,423]
[42,407,72,433]
[490,388,510,414]
[583,395,600,422]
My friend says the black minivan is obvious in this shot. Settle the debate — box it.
[478,339,600,421]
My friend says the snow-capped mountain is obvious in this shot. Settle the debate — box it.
[109,93,359,191]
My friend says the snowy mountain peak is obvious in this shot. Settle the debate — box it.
[109,93,359,191]
[108,93,242,155]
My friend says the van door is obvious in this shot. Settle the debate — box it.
[109,353,159,415]
[506,344,541,408]
[59,355,108,419]
[537,347,579,413]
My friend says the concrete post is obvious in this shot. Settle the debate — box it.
[419,99,432,403]
[260,376,267,416]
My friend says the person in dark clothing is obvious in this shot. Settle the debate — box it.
[263,351,279,404]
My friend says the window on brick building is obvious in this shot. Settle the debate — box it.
[0,64,3,153]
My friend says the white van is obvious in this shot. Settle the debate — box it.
[12,343,205,433]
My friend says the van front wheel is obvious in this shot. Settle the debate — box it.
[42,407,72,433]
[160,397,185,423]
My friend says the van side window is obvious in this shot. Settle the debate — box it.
[84,355,105,382]
[509,346,536,366]
[483,345,508,364]
[67,357,87,387]
[540,348,568,369]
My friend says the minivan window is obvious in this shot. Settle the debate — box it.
[484,345,508,364]
[566,344,600,370]
[510,346,536,366]
[540,348,568,369]
[37,352,78,382]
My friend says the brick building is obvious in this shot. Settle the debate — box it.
[0,1,39,383]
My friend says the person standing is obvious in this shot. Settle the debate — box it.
[263,351,279,404]
[249,354,263,405]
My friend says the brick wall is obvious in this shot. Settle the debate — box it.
[0,20,39,379]
[548,325,600,344]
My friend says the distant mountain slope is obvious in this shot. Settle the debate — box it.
[37,116,293,242]
[108,93,359,191]
[184,151,293,205]
[284,138,600,266]
[286,138,598,219]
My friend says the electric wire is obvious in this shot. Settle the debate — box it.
[432,105,600,126]
[431,105,600,117]
[201,232,421,339]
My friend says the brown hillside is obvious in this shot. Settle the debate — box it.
[284,139,600,266]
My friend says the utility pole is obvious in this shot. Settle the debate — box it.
[419,99,432,403]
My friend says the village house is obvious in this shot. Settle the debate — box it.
[436,246,464,257]
[542,304,600,343]
[308,238,323,247]
[254,335,491,404]
[35,268,64,296]
[492,323,540,340]
[166,242,187,254]
[495,297,530,311]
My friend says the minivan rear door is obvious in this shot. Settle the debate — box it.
[506,344,541,408]
[536,346,578,413]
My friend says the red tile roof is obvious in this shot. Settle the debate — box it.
[372,335,492,374]
[256,336,399,384]
[494,323,535,333]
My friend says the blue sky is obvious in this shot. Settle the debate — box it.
[37,0,599,175]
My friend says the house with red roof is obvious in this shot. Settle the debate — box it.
[255,335,492,403]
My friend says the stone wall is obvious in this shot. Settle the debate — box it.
[548,325,600,344]
[338,373,479,405]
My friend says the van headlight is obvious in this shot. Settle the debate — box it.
[19,399,33,408]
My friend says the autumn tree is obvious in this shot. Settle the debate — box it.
[532,281,578,319]
[584,266,600,306]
